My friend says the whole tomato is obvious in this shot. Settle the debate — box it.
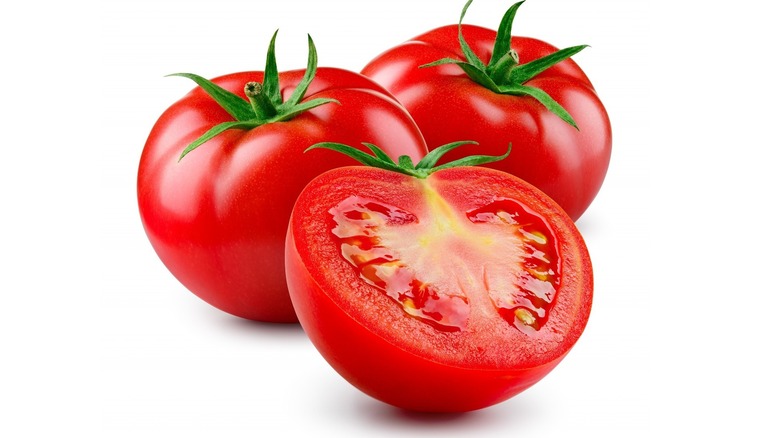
[286,141,593,411]
[138,33,427,322]
[362,0,612,221]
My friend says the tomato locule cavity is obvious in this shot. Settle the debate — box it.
[330,179,560,335]
[466,198,560,333]
[331,195,469,332]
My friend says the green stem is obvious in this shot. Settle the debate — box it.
[488,50,519,86]
[170,32,339,159]
[244,82,278,119]
[306,141,510,179]
[421,0,587,129]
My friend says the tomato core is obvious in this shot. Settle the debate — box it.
[329,180,561,334]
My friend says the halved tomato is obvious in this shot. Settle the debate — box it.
[285,143,593,412]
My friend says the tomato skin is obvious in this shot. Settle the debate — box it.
[362,24,612,221]
[138,68,427,322]
[286,166,592,411]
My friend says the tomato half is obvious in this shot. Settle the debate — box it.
[361,2,612,221]
[286,164,592,411]
[138,57,427,322]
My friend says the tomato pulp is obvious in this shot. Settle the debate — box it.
[286,165,592,411]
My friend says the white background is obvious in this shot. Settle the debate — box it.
[2,0,778,436]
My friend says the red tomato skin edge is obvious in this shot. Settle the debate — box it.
[285,168,594,412]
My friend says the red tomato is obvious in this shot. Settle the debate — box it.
[362,1,612,221]
[286,144,593,411]
[138,36,427,322]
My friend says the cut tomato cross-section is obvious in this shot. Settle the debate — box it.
[331,193,561,335]
[286,153,593,412]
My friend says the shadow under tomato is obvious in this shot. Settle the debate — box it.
[574,213,601,238]
[389,409,476,424]
[351,393,528,431]
[228,316,304,332]
[208,310,307,342]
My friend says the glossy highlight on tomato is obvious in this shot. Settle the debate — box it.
[286,161,593,411]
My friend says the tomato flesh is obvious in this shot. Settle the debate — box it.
[466,198,561,333]
[331,185,561,335]
[286,166,592,411]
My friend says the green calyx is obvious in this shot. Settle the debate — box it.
[306,141,511,179]
[422,0,587,129]
[169,31,338,160]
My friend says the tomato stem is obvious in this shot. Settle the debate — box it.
[421,0,585,128]
[169,32,340,160]
[487,50,519,85]
[306,141,512,179]
[245,82,278,119]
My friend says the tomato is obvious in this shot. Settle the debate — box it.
[137,34,427,322]
[361,0,612,221]
[286,142,593,412]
